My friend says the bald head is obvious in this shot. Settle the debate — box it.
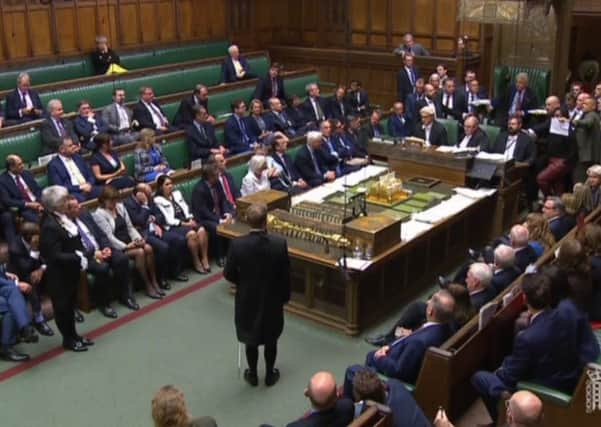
[545,96,560,114]
[305,371,338,411]
[494,244,515,269]
[507,390,543,426]
[510,224,529,248]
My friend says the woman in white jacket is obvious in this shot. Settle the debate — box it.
[93,186,163,299]
[154,174,210,273]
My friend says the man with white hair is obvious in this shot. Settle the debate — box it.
[494,72,538,127]
[221,44,254,83]
[3,72,44,125]
[413,106,448,146]
[240,155,270,197]
[294,131,336,187]
[392,32,430,57]
[466,262,494,310]
[491,244,520,295]
[587,164,601,209]
[509,224,538,272]
[572,95,601,183]
[415,83,442,121]
[39,99,78,155]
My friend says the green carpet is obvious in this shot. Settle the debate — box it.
[0,270,424,427]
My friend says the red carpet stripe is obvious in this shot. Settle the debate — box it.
[0,272,224,383]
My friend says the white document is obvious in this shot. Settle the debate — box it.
[476,151,506,162]
[338,257,372,271]
[550,117,570,136]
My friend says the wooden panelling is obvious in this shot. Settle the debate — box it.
[118,3,139,45]
[158,0,176,41]
[3,11,29,58]
[55,7,78,53]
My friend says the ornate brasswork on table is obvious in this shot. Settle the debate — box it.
[366,172,411,208]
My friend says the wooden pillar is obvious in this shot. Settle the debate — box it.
[551,0,574,94]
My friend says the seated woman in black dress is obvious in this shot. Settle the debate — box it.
[89,133,135,190]
[93,186,163,299]
[247,99,272,144]
[154,175,211,274]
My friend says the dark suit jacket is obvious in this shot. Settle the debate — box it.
[186,121,219,161]
[264,110,297,136]
[245,115,268,142]
[514,245,539,272]
[294,145,329,188]
[491,267,521,296]
[0,170,42,211]
[221,56,252,83]
[556,298,601,368]
[91,48,120,75]
[173,94,202,128]
[470,287,495,311]
[301,97,327,124]
[191,179,233,226]
[397,67,419,103]
[73,114,110,150]
[415,98,443,122]
[224,115,252,155]
[285,398,354,427]
[496,309,581,392]
[384,379,431,427]
[132,100,168,131]
[413,121,448,146]
[223,230,290,345]
[366,323,450,383]
[358,122,385,153]
[77,210,112,255]
[494,86,539,125]
[387,114,413,138]
[483,131,536,165]
[47,154,96,195]
[549,214,576,241]
[8,237,43,282]
[252,74,286,105]
[457,128,489,148]
[438,91,467,121]
[123,194,166,231]
[4,88,44,122]
[39,117,78,155]
[345,89,370,115]
[270,152,302,192]
[324,96,350,121]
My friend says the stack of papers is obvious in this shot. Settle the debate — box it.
[453,187,497,199]
[436,146,479,154]
[470,99,491,107]
[338,257,372,271]
[412,194,475,224]
[401,219,433,241]
[476,152,506,162]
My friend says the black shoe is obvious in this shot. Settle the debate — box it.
[34,321,54,336]
[364,334,388,347]
[78,337,94,347]
[265,368,280,386]
[0,347,30,362]
[99,306,118,319]
[159,281,171,290]
[243,369,258,387]
[121,297,140,311]
[172,273,188,282]
[74,309,84,323]
[438,275,449,289]
[217,257,226,268]
[63,341,88,352]
[157,289,166,297]
[20,326,39,343]
[194,267,209,275]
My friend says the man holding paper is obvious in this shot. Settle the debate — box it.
[529,96,575,197]
[571,96,601,183]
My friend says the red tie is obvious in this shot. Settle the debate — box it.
[15,175,33,202]
[221,175,235,206]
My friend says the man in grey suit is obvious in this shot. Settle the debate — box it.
[101,88,139,146]
[572,96,601,183]
[393,33,430,57]
[39,99,78,155]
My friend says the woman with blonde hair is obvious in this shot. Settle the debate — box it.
[523,212,556,256]
[586,164,601,209]
[134,128,173,182]
[151,385,217,427]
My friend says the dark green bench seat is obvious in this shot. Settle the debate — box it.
[0,40,229,92]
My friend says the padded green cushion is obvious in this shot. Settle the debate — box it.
[0,60,89,92]
[175,178,199,203]
[285,74,320,98]
[161,140,189,170]
[376,373,415,394]
[229,163,248,190]
[517,381,572,406]
[288,145,302,161]
[0,131,42,165]
[35,174,48,189]
[493,66,549,108]
[480,124,501,144]
[122,153,135,177]
[436,118,457,146]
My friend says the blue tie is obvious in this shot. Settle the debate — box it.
[309,149,321,175]
[237,116,250,146]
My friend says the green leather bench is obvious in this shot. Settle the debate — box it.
[0,40,230,92]
[0,131,42,166]
[437,118,458,146]
[38,56,270,112]
[493,65,550,108]
[480,124,501,144]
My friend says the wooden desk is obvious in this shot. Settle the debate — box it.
[368,141,522,237]
[218,175,500,335]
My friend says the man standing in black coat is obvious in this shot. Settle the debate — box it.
[252,63,287,108]
[224,203,290,387]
